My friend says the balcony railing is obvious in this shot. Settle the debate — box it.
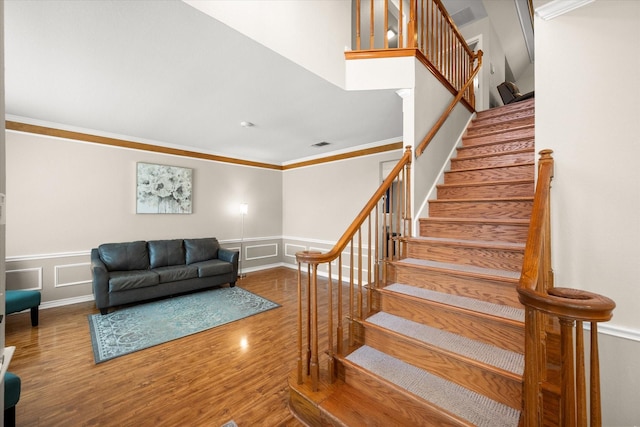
[351,0,478,107]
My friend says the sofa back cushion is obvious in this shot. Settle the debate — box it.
[98,241,149,272]
[184,238,219,264]
[148,239,185,268]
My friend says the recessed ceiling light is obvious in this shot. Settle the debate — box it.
[312,141,330,147]
[240,121,254,128]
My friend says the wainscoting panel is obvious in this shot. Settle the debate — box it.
[55,262,92,288]
[5,267,43,291]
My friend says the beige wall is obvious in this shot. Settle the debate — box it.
[536,1,640,424]
[5,130,283,305]
[459,17,506,110]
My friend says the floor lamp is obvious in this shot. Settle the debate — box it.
[239,203,248,279]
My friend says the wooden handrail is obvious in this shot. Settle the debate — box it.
[295,146,412,392]
[518,150,615,427]
[297,146,413,265]
[415,50,483,157]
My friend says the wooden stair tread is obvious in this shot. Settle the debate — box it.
[464,124,534,139]
[446,161,534,173]
[395,257,520,281]
[451,148,534,162]
[319,380,417,427]
[437,179,533,189]
[344,346,521,427]
[421,217,530,225]
[406,235,525,250]
[365,311,524,373]
[382,283,524,323]
[429,196,533,203]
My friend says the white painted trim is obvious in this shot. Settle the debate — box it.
[284,243,307,258]
[535,0,595,21]
[7,250,90,262]
[54,262,92,288]
[41,294,95,310]
[245,243,278,261]
[585,323,640,343]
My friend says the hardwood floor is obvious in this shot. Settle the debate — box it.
[5,267,305,427]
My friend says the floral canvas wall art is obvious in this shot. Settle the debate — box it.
[136,163,192,214]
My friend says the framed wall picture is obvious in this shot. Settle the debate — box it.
[136,162,192,214]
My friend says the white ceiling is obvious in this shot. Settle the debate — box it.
[4,0,530,166]
[4,0,403,166]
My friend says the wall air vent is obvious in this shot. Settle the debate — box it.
[312,141,330,147]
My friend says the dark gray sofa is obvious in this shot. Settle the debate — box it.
[91,237,238,315]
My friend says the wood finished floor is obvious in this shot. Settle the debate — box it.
[5,267,306,427]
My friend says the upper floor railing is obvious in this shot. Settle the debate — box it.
[352,0,478,107]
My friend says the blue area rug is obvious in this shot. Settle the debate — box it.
[88,287,280,363]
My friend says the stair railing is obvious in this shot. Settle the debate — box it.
[352,0,477,107]
[296,146,412,391]
[518,150,616,427]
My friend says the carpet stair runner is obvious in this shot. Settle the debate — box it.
[290,99,535,426]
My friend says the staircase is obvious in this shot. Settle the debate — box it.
[290,99,536,426]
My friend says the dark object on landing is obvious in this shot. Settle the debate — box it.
[497,81,535,105]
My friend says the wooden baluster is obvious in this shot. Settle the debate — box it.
[337,254,344,355]
[369,0,374,49]
[407,0,417,48]
[357,229,363,319]
[398,0,403,47]
[296,261,303,384]
[356,0,361,50]
[310,263,319,391]
[384,0,389,49]
[306,262,312,376]
[576,321,587,427]
[367,213,372,310]
[349,239,355,347]
[523,307,543,427]
[327,262,334,382]
[590,322,603,426]
[560,318,577,427]
[374,203,380,291]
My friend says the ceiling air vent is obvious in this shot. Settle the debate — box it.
[312,141,330,147]
[451,7,475,27]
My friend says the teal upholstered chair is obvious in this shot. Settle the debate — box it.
[4,372,21,427]
[6,290,41,326]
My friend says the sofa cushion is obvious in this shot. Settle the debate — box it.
[184,238,219,265]
[148,239,185,268]
[108,270,159,292]
[153,265,198,283]
[99,241,149,272]
[192,259,233,278]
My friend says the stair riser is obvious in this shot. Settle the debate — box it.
[456,138,534,158]
[393,264,521,308]
[406,240,524,272]
[475,99,534,121]
[342,361,470,427]
[429,200,533,220]
[444,164,534,184]
[437,182,534,199]
[380,291,524,353]
[364,326,523,409]
[419,219,529,243]
[466,117,534,137]
[451,151,535,170]
[462,127,534,146]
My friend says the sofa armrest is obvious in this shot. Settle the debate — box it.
[218,248,239,277]
[91,248,110,310]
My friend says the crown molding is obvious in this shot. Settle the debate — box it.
[535,0,596,21]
